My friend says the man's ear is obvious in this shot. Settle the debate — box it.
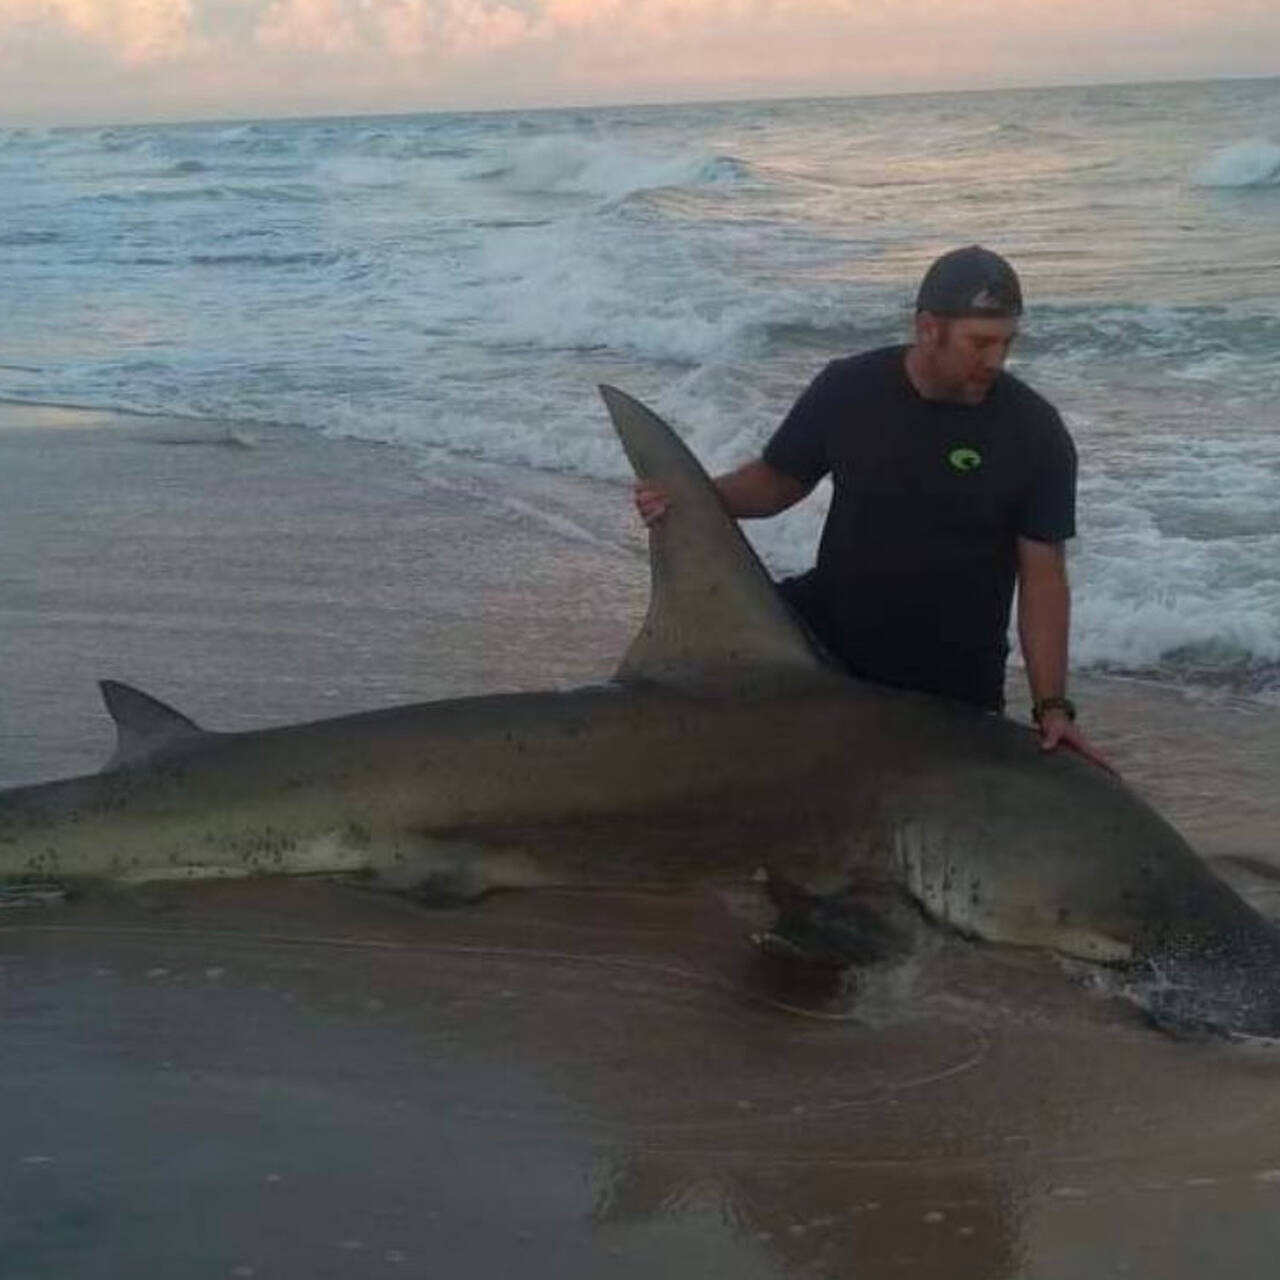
[915,309,942,349]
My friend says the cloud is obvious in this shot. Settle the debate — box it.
[0,0,197,63]
[5,0,1267,66]
[0,0,1276,122]
[364,0,534,56]
[253,0,360,52]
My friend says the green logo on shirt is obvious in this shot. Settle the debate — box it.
[948,447,983,473]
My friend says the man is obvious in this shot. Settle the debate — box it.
[636,245,1105,766]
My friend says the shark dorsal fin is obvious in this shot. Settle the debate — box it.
[99,680,209,770]
[600,385,828,690]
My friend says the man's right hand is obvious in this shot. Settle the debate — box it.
[635,459,808,528]
[634,481,671,527]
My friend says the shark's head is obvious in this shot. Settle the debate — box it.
[1139,923,1280,1040]
[1115,832,1280,1040]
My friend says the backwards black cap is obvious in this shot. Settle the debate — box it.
[915,245,1023,318]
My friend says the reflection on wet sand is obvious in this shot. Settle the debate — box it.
[594,1151,1017,1278]
[6,879,1280,1277]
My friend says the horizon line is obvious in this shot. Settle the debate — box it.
[4,68,1276,134]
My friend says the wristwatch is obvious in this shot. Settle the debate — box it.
[1032,695,1077,724]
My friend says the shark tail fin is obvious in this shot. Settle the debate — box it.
[99,680,210,771]
[600,385,829,691]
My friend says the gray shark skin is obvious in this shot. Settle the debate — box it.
[2,386,1278,1037]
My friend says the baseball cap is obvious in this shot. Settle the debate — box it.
[915,246,1023,318]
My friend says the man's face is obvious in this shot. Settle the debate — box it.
[916,313,1019,405]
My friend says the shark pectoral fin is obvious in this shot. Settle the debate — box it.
[381,864,497,906]
[372,838,549,905]
[756,874,919,969]
[599,385,831,690]
[99,680,212,771]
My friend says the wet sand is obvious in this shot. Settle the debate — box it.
[0,401,646,785]
[3,401,1280,1278]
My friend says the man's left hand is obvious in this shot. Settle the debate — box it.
[1038,711,1116,774]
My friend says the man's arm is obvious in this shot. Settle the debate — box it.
[635,458,813,526]
[1016,537,1112,770]
[1016,537,1069,708]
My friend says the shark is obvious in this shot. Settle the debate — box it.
[2,386,1278,1036]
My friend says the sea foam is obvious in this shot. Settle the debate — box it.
[469,135,744,204]
[2,87,1277,695]
[1192,140,1280,188]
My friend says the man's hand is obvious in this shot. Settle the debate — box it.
[1037,709,1115,774]
[633,481,671,527]
[635,460,812,529]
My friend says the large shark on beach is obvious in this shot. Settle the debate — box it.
[2,386,1279,1035]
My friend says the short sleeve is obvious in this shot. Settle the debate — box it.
[1017,411,1077,543]
[762,362,839,486]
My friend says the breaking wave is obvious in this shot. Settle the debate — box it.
[469,136,751,203]
[1193,140,1280,188]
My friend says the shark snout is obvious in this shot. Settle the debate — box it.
[1141,924,1280,1040]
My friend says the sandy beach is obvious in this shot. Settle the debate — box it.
[3,399,1280,1279]
[0,399,647,786]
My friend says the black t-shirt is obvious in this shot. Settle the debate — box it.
[763,345,1076,708]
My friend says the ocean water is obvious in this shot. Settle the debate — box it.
[1,76,1277,696]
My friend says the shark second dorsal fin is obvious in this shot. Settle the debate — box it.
[99,680,210,771]
[600,385,829,691]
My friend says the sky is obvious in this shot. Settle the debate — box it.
[0,0,1277,125]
